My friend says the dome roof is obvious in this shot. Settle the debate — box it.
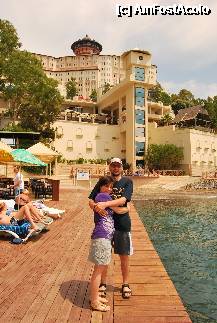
[82,34,91,40]
[71,35,102,56]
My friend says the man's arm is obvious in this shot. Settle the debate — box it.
[89,199,96,210]
[111,204,130,214]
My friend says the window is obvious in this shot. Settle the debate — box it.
[135,87,145,107]
[76,128,83,137]
[135,96,144,106]
[104,142,110,151]
[135,110,145,125]
[134,67,145,81]
[135,142,144,156]
[135,127,145,137]
[86,141,93,149]
[67,140,73,148]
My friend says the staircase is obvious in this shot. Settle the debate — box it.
[55,164,73,188]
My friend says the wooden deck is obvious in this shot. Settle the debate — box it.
[0,189,192,323]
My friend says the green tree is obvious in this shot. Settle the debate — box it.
[1,50,47,122]
[161,113,173,126]
[66,77,77,99]
[148,82,171,106]
[0,19,21,92]
[102,83,111,95]
[18,77,63,140]
[171,89,196,115]
[0,20,63,141]
[90,89,97,102]
[146,144,184,170]
[0,19,20,58]
[204,96,217,129]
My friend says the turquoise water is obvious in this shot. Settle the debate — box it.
[134,197,217,323]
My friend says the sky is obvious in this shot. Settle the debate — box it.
[1,0,217,98]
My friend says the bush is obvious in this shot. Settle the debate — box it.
[146,144,184,170]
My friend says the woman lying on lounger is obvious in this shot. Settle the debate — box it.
[0,201,40,232]
[14,190,49,225]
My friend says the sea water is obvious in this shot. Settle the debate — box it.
[134,197,217,323]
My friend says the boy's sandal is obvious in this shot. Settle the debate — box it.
[99,283,107,297]
[91,301,110,312]
[98,297,108,304]
[121,284,132,299]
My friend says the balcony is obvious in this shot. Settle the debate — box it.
[56,111,118,125]
[148,113,162,120]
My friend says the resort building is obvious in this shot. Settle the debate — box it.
[35,35,124,98]
[53,46,163,169]
[149,121,217,176]
[2,34,216,175]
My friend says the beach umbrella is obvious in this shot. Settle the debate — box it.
[0,149,47,166]
[11,149,47,166]
[27,142,59,176]
[0,149,14,163]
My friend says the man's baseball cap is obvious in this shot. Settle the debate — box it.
[110,157,123,165]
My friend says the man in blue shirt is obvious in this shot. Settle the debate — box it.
[89,158,133,299]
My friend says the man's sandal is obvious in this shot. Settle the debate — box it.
[121,284,132,299]
[91,301,110,312]
[99,283,107,297]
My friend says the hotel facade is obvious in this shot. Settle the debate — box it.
[1,35,217,175]
[35,35,169,169]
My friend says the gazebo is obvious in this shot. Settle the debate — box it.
[27,142,59,176]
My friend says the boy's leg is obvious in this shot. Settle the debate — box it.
[90,265,108,304]
[101,266,108,285]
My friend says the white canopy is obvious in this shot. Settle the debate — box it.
[0,140,13,152]
[27,142,59,163]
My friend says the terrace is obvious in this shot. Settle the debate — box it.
[0,188,191,323]
[56,109,118,125]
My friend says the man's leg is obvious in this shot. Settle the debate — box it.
[119,254,131,297]
[119,254,129,284]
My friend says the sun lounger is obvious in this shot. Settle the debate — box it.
[0,221,47,244]
[0,220,31,242]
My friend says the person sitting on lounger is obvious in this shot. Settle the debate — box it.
[14,190,50,225]
[0,201,40,232]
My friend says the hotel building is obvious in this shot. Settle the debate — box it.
[37,35,169,169]
[4,35,216,175]
[35,35,123,98]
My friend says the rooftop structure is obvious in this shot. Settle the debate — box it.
[71,35,102,56]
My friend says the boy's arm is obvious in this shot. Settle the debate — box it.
[89,199,108,217]
[96,197,126,210]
